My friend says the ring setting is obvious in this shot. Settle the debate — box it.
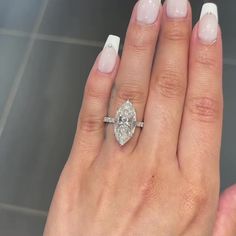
[104,100,144,146]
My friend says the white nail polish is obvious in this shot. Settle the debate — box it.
[198,3,218,44]
[137,0,161,24]
[166,0,188,18]
[98,35,120,73]
[200,3,218,22]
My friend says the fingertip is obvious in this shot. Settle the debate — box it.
[88,41,120,82]
[135,0,162,25]
[191,3,222,46]
[200,2,218,22]
[92,52,120,79]
[189,24,223,77]
[213,185,236,236]
[191,21,221,44]
[163,0,192,22]
[219,185,236,210]
[97,35,120,74]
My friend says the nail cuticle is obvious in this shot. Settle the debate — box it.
[198,36,217,46]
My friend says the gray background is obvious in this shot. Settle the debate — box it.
[0,0,235,235]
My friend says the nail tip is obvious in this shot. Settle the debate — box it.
[198,3,218,44]
[104,35,120,54]
[200,3,218,22]
[136,0,161,24]
[166,0,188,19]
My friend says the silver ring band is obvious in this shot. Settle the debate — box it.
[104,117,144,128]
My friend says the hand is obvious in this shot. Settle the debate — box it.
[44,1,236,235]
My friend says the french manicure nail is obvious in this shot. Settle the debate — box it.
[166,0,188,18]
[137,0,161,24]
[198,3,218,44]
[98,35,120,73]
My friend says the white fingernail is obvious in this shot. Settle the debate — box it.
[198,3,218,44]
[166,0,188,18]
[200,3,218,22]
[137,0,161,24]
[98,35,120,73]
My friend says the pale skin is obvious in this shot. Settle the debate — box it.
[44,1,236,236]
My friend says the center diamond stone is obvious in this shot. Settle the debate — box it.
[114,100,137,146]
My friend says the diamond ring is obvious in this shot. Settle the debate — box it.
[104,100,144,146]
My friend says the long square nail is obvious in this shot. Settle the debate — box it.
[198,3,218,44]
[98,35,120,74]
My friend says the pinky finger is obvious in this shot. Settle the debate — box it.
[70,35,120,166]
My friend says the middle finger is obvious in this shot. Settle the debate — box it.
[104,0,162,151]
[140,0,192,159]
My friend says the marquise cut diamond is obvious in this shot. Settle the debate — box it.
[114,100,137,146]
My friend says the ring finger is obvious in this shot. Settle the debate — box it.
[104,0,162,152]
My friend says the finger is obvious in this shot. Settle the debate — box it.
[70,35,120,166]
[140,0,191,158]
[213,185,236,236]
[178,4,223,181]
[104,0,162,150]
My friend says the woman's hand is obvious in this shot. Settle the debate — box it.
[44,0,236,235]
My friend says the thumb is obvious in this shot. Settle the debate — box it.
[213,184,236,236]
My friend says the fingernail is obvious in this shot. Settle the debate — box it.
[198,3,218,44]
[98,35,120,73]
[166,0,188,18]
[137,0,161,24]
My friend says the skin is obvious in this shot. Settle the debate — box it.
[44,2,236,236]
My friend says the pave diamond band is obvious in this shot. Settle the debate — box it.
[104,117,144,128]
[104,100,144,146]
[103,117,115,123]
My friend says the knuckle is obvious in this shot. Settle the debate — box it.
[163,23,189,42]
[98,157,125,193]
[153,70,186,98]
[139,174,159,202]
[126,24,156,53]
[79,114,103,133]
[115,83,146,104]
[85,83,107,101]
[194,50,217,70]
[183,185,209,212]
[187,96,222,123]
